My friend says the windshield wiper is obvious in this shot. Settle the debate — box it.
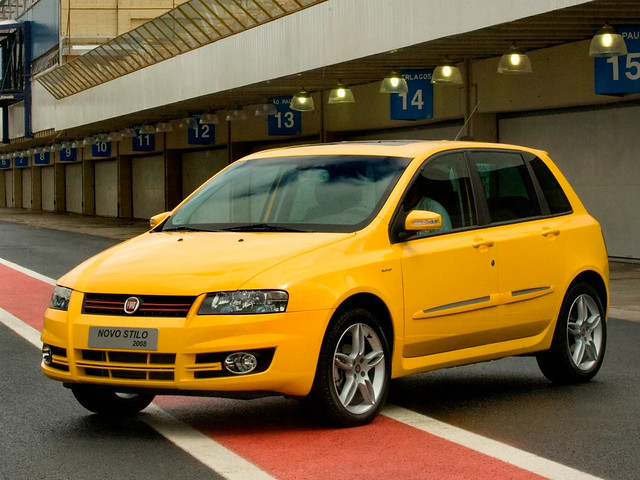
[221,224,312,233]
[162,225,213,232]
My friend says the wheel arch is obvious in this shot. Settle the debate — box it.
[568,270,608,314]
[332,293,395,355]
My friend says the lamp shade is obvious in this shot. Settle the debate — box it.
[290,90,315,111]
[225,108,247,121]
[589,24,628,57]
[255,102,277,116]
[380,71,408,93]
[328,84,355,103]
[431,65,463,85]
[497,46,532,74]
[200,112,219,124]
[138,124,156,134]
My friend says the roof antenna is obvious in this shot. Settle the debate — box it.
[454,101,480,140]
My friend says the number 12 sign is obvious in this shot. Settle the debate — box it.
[595,26,640,95]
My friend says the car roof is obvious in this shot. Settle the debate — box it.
[242,140,544,160]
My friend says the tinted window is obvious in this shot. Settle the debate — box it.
[530,157,572,214]
[469,151,542,223]
[403,152,477,236]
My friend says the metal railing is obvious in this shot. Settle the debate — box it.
[0,0,33,21]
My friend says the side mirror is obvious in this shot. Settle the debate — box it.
[404,210,442,231]
[150,211,171,229]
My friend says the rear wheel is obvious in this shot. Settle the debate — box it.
[305,307,390,427]
[71,387,155,416]
[537,282,606,383]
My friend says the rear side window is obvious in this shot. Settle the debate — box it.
[529,157,572,214]
[469,151,542,223]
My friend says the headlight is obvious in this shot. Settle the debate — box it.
[50,286,73,311]
[198,290,288,315]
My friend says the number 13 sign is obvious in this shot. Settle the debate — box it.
[595,26,640,95]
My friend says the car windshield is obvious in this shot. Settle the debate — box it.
[162,154,410,233]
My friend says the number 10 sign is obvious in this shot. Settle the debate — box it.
[595,26,640,95]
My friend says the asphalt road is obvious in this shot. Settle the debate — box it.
[1,221,638,480]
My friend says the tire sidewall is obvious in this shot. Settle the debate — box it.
[312,307,391,427]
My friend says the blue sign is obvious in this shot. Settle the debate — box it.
[34,151,51,165]
[268,96,301,136]
[92,141,112,157]
[390,70,434,121]
[188,123,215,145]
[595,27,640,95]
[132,132,155,151]
[0,159,9,169]
[14,156,28,167]
[59,147,77,162]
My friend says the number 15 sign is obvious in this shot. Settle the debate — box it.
[595,26,640,95]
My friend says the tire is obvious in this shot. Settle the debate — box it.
[305,307,391,427]
[537,282,606,384]
[71,387,155,416]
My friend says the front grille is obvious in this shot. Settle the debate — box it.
[83,294,196,318]
[77,349,176,381]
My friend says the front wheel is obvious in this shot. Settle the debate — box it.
[537,282,606,383]
[71,387,155,416]
[305,307,390,427]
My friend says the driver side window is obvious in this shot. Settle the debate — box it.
[403,152,477,236]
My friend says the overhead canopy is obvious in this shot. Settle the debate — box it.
[37,0,326,99]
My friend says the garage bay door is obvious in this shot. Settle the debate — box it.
[499,105,640,259]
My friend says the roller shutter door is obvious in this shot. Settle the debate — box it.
[499,105,640,259]
[132,155,164,219]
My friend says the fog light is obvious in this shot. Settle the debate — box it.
[224,352,258,375]
[42,344,52,366]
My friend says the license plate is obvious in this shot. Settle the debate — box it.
[88,326,158,351]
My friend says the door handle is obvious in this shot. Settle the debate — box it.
[542,228,561,237]
[472,238,494,249]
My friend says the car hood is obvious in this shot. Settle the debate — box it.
[59,231,352,295]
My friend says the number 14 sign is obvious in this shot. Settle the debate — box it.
[390,69,434,120]
[595,26,640,95]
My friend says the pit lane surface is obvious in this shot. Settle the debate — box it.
[1,221,638,480]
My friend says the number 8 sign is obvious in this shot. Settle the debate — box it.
[390,69,434,121]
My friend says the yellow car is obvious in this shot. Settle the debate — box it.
[41,140,608,427]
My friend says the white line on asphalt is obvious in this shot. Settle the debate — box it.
[0,257,57,285]
[383,405,605,480]
[1,258,607,480]
[0,307,42,348]
[142,404,276,480]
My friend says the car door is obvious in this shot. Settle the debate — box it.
[396,152,500,359]
[467,150,569,342]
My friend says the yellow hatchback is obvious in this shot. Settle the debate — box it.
[41,140,609,427]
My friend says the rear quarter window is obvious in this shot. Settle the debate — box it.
[530,157,572,215]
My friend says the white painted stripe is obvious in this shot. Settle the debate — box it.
[1,258,607,480]
[383,405,605,480]
[142,404,276,480]
[0,257,57,285]
[0,258,275,480]
[0,307,42,348]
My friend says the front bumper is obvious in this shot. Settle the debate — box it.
[41,294,331,398]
